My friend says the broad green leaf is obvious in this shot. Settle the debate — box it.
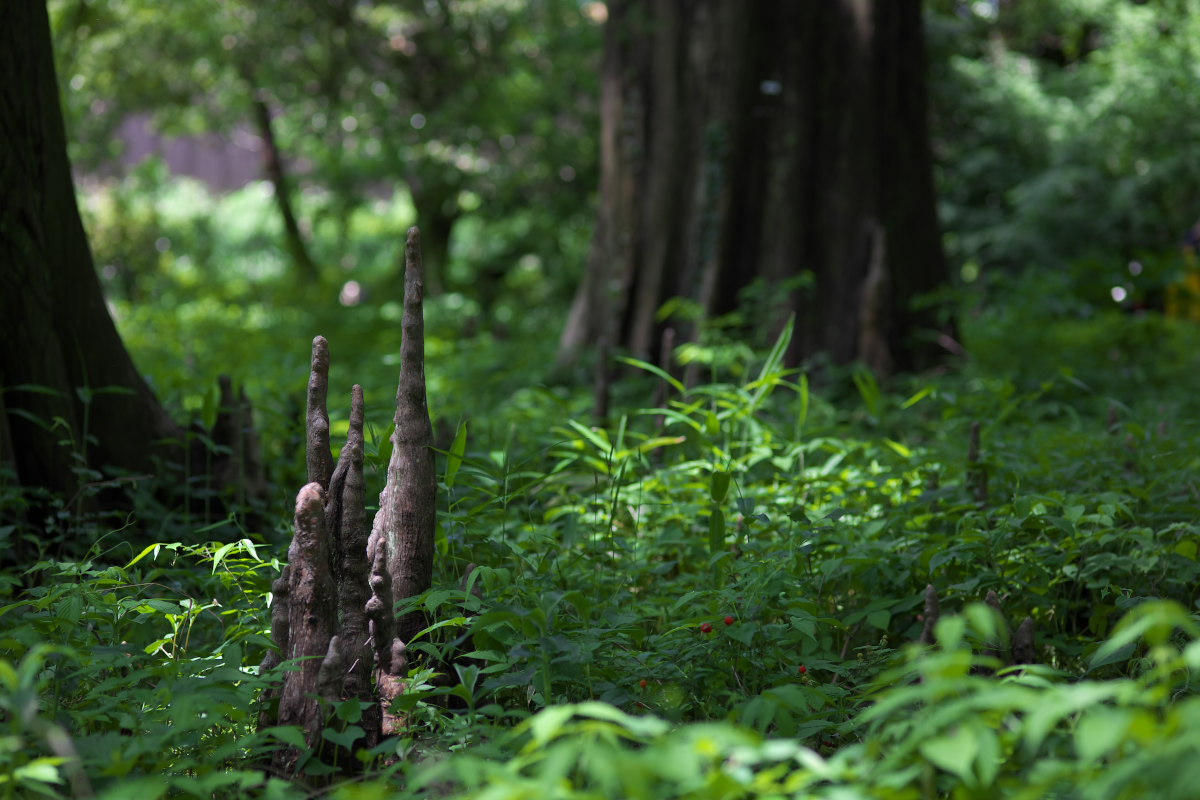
[636,435,686,453]
[322,725,366,749]
[262,726,308,748]
[1075,707,1131,762]
[1175,539,1198,560]
[710,470,731,503]
[211,541,236,573]
[797,373,809,432]
[524,705,576,748]
[919,729,979,783]
[1090,600,1197,670]
[13,758,66,784]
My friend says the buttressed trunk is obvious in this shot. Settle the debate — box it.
[1,3,265,545]
[561,0,949,376]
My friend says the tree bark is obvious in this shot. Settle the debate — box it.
[262,239,437,775]
[374,229,438,647]
[561,0,950,375]
[0,2,186,503]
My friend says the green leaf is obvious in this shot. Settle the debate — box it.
[222,643,242,669]
[866,610,892,631]
[751,314,795,408]
[710,470,731,503]
[13,758,66,784]
[708,509,726,555]
[1090,600,1197,670]
[901,384,934,409]
[445,420,468,489]
[615,356,686,395]
[796,374,810,432]
[211,541,237,574]
[566,419,612,454]
[410,616,468,642]
[261,726,308,748]
[201,380,219,431]
[1075,707,1131,762]
[321,725,365,749]
[920,729,979,783]
[524,705,576,748]
[125,542,163,569]
[636,435,686,454]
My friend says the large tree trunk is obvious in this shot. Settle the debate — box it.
[561,0,950,375]
[0,2,186,503]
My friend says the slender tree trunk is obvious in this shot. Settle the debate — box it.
[562,0,950,375]
[0,2,186,502]
[251,94,321,283]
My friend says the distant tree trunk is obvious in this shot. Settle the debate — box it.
[405,176,460,298]
[562,0,950,375]
[0,2,186,502]
[250,93,322,283]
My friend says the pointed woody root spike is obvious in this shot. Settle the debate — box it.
[307,336,333,490]
[967,420,988,505]
[327,385,375,731]
[1013,617,1036,665]
[376,227,438,647]
[276,483,337,772]
[980,590,1009,667]
[919,584,940,645]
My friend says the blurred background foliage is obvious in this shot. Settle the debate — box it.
[44,0,1200,488]
[928,0,1200,283]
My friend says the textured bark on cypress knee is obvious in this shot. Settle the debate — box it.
[260,229,438,779]
[274,483,337,773]
[373,227,438,647]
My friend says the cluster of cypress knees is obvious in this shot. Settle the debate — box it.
[254,229,1036,781]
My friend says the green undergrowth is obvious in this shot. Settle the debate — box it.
[5,279,1200,797]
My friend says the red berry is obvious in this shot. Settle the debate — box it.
[700,622,714,634]
[724,615,735,626]
[639,679,647,688]
[798,665,807,674]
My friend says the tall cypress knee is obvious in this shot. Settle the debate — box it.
[374,227,438,646]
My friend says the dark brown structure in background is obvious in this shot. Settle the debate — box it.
[0,4,265,544]
[0,3,186,502]
[562,0,950,375]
